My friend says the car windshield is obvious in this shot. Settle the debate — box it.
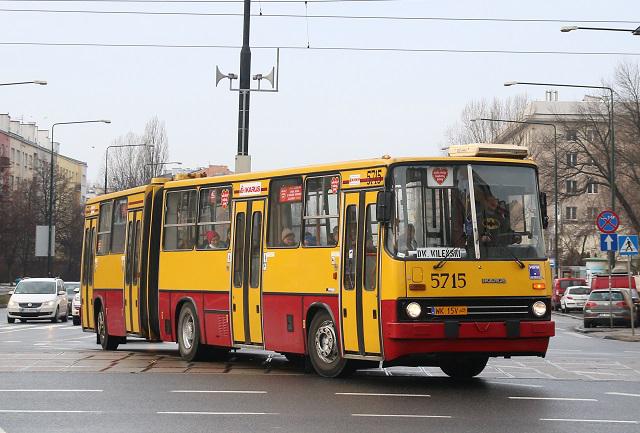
[65,283,79,295]
[568,287,590,295]
[589,291,624,301]
[560,280,584,289]
[14,281,56,295]
[387,163,545,260]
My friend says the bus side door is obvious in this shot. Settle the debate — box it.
[230,199,265,345]
[81,218,97,329]
[124,209,143,334]
[341,191,382,357]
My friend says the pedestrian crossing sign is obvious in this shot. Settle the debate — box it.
[618,235,639,256]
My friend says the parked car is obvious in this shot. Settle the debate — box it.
[552,278,586,311]
[583,288,638,328]
[72,288,81,326]
[64,281,80,316]
[560,285,590,313]
[6,278,69,323]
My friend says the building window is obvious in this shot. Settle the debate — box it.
[566,152,578,167]
[565,179,578,194]
[586,181,599,194]
[267,177,303,248]
[587,207,598,219]
[566,129,578,141]
[303,175,340,247]
[565,206,577,221]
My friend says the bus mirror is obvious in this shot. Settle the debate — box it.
[376,191,393,223]
[540,192,549,229]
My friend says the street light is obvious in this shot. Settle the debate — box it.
[104,143,154,194]
[561,25,640,35]
[0,80,47,86]
[47,119,111,276]
[471,117,560,278]
[503,81,615,213]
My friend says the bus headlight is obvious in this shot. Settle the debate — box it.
[532,301,547,317]
[406,302,422,319]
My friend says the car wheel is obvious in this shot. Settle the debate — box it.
[307,310,352,378]
[177,303,204,362]
[583,320,591,328]
[440,356,489,379]
[561,304,566,314]
[7,317,15,324]
[97,308,119,351]
[72,316,80,326]
[51,307,59,323]
[19,319,27,323]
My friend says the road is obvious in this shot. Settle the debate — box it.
[1,309,639,433]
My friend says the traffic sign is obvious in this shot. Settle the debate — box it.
[618,235,639,256]
[600,233,618,252]
[596,210,620,234]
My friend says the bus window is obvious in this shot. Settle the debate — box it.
[111,198,127,253]
[268,177,303,248]
[303,175,340,247]
[196,186,232,250]
[233,213,246,288]
[249,212,262,288]
[163,190,197,251]
[343,205,357,290]
[97,201,112,255]
[364,204,378,291]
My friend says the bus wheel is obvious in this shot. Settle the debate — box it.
[307,311,351,378]
[97,308,119,351]
[177,303,204,362]
[440,356,488,379]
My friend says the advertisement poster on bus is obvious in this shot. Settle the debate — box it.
[279,185,302,203]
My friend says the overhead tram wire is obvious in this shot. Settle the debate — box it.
[1,41,639,56]
[0,7,636,24]
[0,0,400,3]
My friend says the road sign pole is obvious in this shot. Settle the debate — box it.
[629,257,635,336]
[608,262,613,329]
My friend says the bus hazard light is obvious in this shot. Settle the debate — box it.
[532,282,546,290]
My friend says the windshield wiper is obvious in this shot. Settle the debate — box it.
[506,248,525,269]
[433,233,467,270]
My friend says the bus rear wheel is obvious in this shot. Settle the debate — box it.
[307,310,352,378]
[177,303,204,362]
[439,356,488,379]
[97,308,119,351]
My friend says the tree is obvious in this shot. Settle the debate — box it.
[446,94,529,146]
[105,117,169,191]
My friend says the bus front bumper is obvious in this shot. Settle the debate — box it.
[382,320,555,361]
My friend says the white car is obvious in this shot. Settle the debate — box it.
[72,288,81,326]
[560,285,591,313]
[6,278,69,323]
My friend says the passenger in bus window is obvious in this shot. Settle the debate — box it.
[205,230,222,249]
[304,231,317,246]
[476,187,521,246]
[328,225,339,245]
[281,228,297,247]
[397,223,418,253]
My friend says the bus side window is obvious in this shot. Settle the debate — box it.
[303,175,340,247]
[364,204,378,291]
[163,190,197,251]
[267,177,303,248]
[343,205,357,290]
[97,201,112,255]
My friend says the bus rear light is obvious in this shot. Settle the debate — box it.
[532,282,546,290]
[409,284,426,291]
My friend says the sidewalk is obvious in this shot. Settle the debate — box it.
[556,311,640,342]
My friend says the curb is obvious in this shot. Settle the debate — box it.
[574,325,640,342]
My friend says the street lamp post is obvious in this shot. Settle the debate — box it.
[471,117,560,278]
[47,119,111,276]
[103,143,154,194]
[0,80,47,87]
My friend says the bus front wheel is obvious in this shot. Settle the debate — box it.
[307,310,352,378]
[439,356,488,379]
[177,303,204,362]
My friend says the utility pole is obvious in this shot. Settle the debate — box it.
[236,0,252,173]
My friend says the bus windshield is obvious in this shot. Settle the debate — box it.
[387,164,545,261]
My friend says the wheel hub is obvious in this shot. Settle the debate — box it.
[314,320,338,364]
[182,314,195,350]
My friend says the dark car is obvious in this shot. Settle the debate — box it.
[583,288,638,328]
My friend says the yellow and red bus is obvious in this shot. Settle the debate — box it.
[80,144,554,378]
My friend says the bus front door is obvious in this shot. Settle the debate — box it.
[124,210,143,334]
[341,191,382,357]
[81,218,97,329]
[231,199,265,346]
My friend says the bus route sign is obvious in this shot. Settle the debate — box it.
[596,210,620,234]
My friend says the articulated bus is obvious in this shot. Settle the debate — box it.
[80,144,555,378]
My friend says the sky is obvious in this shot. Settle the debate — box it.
[1,0,639,183]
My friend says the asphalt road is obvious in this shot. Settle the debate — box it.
[1,309,640,433]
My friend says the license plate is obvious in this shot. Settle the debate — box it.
[20,308,35,312]
[598,313,611,317]
[433,306,467,315]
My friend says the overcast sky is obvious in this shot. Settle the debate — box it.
[1,0,639,182]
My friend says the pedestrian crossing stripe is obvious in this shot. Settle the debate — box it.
[618,235,639,256]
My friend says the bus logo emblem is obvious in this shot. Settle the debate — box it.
[432,168,449,185]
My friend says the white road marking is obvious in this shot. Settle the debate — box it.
[170,390,267,394]
[548,349,582,352]
[0,389,102,393]
[336,392,431,398]
[541,418,638,424]
[509,397,597,401]
[606,392,640,398]
[0,426,6,433]
[487,382,542,388]
[158,411,278,416]
[624,350,640,354]
[352,414,451,419]
[0,410,102,414]
[0,341,21,344]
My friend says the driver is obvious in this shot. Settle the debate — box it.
[475,186,521,246]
